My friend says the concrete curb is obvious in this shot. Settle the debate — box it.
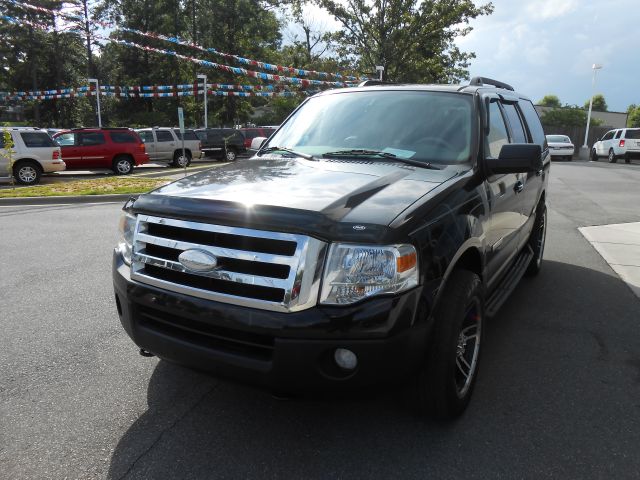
[0,194,134,206]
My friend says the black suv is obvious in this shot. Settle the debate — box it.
[113,77,549,419]
[195,128,246,161]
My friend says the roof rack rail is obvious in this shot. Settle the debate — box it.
[70,127,131,131]
[358,80,397,87]
[469,76,514,91]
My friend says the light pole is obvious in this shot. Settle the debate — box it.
[197,74,207,128]
[581,63,602,157]
[88,78,102,127]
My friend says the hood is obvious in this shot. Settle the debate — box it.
[135,156,463,241]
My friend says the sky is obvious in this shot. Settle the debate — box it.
[292,0,638,112]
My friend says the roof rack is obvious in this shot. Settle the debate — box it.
[70,127,132,131]
[468,76,514,91]
[358,80,397,87]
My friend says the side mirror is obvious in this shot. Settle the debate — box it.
[250,137,267,150]
[487,144,542,175]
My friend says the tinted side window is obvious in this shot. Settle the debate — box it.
[110,132,137,143]
[138,131,154,143]
[243,129,259,140]
[601,131,615,141]
[614,130,622,139]
[155,131,174,142]
[625,129,640,139]
[174,129,198,140]
[518,100,546,147]
[502,103,527,143]
[21,132,56,147]
[195,131,207,141]
[56,133,77,146]
[80,133,106,146]
[486,102,509,158]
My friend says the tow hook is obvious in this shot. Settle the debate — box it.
[139,348,155,357]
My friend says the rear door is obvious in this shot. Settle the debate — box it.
[78,132,108,168]
[137,130,157,160]
[154,130,176,161]
[56,133,83,168]
[483,97,524,288]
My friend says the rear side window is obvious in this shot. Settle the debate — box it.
[155,131,174,142]
[80,132,106,146]
[195,131,207,141]
[625,129,640,139]
[518,100,546,147]
[56,133,76,146]
[110,131,137,143]
[20,132,56,148]
[614,130,622,139]
[502,103,527,143]
[486,102,509,158]
[174,129,198,140]
[242,129,259,140]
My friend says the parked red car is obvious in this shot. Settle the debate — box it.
[238,127,276,149]
[53,128,149,174]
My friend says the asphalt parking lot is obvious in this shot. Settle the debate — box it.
[1,160,640,479]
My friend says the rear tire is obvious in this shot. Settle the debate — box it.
[171,150,191,168]
[415,269,484,420]
[591,149,598,162]
[625,154,631,164]
[112,155,134,175]
[13,160,42,186]
[608,149,617,163]
[525,202,547,277]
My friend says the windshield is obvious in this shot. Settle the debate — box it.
[546,135,570,143]
[265,90,474,164]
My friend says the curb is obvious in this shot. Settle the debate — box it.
[0,194,134,206]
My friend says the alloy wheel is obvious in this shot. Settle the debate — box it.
[116,159,132,174]
[18,166,37,184]
[455,299,482,398]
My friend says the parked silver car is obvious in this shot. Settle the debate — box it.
[135,127,202,167]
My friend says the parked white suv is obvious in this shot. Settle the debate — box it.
[135,128,202,167]
[591,128,640,163]
[1,127,65,185]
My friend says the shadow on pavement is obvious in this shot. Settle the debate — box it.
[108,260,640,479]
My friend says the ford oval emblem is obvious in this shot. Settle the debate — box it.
[178,249,218,272]
[353,225,366,231]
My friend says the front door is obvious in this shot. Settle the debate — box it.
[137,130,156,160]
[483,99,524,290]
[57,133,83,169]
[597,130,615,156]
[78,132,108,168]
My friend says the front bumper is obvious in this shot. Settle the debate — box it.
[113,251,427,391]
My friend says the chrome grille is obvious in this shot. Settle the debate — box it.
[131,215,327,312]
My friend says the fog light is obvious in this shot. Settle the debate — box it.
[334,348,358,370]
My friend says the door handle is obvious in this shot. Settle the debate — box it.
[514,181,524,193]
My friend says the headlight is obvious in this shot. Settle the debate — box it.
[319,243,418,305]
[117,211,137,265]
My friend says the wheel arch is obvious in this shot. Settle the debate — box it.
[13,157,43,171]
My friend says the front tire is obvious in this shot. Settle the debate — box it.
[225,148,237,162]
[14,161,42,185]
[112,156,134,175]
[416,269,484,420]
[608,149,617,163]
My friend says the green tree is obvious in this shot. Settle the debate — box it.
[540,107,602,128]
[314,0,493,82]
[584,93,608,112]
[538,95,561,108]
[627,104,640,128]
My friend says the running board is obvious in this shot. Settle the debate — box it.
[485,245,534,318]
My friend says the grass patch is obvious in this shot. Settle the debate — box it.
[0,177,172,198]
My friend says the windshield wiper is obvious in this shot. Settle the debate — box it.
[322,149,441,169]
[257,146,317,161]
